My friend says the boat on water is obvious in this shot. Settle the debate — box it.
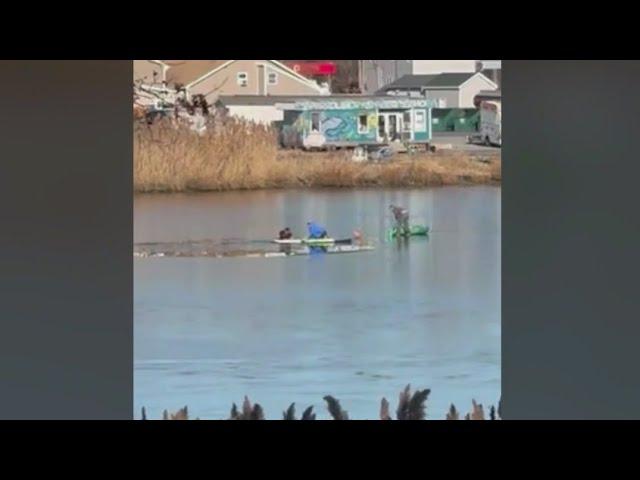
[134,244,375,259]
[386,225,430,240]
[272,237,352,245]
[267,245,374,257]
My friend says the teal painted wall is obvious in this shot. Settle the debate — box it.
[412,108,430,142]
[431,108,479,133]
[280,106,433,145]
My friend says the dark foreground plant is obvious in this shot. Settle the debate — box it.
[142,387,501,420]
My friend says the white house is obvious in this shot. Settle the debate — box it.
[477,60,502,88]
[377,72,498,108]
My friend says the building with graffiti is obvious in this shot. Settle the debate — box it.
[276,96,437,150]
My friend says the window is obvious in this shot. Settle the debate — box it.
[268,72,278,85]
[414,110,427,132]
[237,72,248,87]
[358,114,368,134]
[311,112,320,132]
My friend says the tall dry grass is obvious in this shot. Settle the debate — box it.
[134,118,501,193]
[141,385,501,420]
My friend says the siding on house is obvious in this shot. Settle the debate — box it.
[164,60,227,87]
[225,105,284,124]
[424,89,459,108]
[133,60,166,85]
[185,60,325,103]
[458,74,499,108]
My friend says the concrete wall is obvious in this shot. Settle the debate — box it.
[226,105,283,125]
[412,60,477,74]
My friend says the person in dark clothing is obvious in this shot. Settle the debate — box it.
[389,204,410,234]
[279,227,293,239]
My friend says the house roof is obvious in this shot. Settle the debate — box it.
[163,60,228,86]
[382,74,437,89]
[427,72,477,87]
[161,60,326,93]
[475,89,501,100]
[378,72,480,92]
[217,94,386,106]
[216,95,437,110]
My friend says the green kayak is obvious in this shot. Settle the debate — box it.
[386,225,430,240]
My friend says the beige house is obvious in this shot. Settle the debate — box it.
[163,60,327,103]
[133,60,169,85]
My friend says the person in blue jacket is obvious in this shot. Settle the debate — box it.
[307,221,328,239]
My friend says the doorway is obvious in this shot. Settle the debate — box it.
[377,112,404,142]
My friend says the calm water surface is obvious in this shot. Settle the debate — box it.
[134,186,500,419]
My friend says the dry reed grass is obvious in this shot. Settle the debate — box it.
[134,119,501,193]
[142,386,501,420]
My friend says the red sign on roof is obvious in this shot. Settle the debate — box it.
[284,61,337,77]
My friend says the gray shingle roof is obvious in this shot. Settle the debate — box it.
[378,72,478,92]
[216,94,407,106]
[476,89,501,98]
[426,72,477,87]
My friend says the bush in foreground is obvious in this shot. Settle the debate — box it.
[140,384,502,420]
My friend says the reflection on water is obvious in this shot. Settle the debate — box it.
[134,186,501,419]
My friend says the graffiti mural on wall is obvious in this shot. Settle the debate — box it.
[320,110,376,141]
[321,111,356,140]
